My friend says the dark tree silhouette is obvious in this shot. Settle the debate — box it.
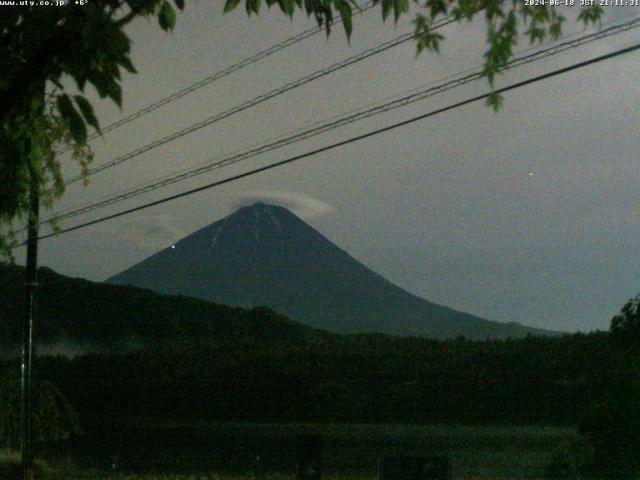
[579,294,640,478]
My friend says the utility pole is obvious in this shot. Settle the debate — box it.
[21,168,39,480]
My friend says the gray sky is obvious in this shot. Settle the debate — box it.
[14,2,640,333]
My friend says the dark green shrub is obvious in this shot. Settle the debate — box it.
[0,453,53,480]
[0,370,81,448]
[546,438,593,479]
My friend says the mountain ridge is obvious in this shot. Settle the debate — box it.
[0,261,333,353]
[108,202,558,339]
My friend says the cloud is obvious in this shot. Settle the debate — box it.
[228,191,335,219]
[114,213,185,249]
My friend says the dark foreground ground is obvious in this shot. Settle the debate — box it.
[38,420,575,479]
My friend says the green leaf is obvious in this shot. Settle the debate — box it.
[74,95,101,135]
[278,0,295,17]
[109,83,123,108]
[174,0,185,9]
[549,19,563,40]
[486,91,503,112]
[158,1,176,31]
[578,5,603,25]
[246,0,261,16]
[57,94,88,145]
[393,0,409,23]
[335,0,352,38]
[224,0,242,12]
[90,72,111,99]
[429,0,447,18]
[528,25,545,44]
[104,25,132,55]
[48,219,62,235]
[120,56,137,74]
[28,138,43,179]
[382,0,392,21]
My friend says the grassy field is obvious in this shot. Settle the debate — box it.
[34,421,574,480]
[47,471,552,480]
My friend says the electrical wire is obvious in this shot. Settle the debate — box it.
[64,16,457,186]
[42,15,640,226]
[64,1,377,147]
[29,41,640,243]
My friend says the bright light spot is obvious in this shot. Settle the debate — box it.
[528,172,534,176]
[171,245,176,249]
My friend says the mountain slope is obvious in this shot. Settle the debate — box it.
[0,262,330,352]
[108,203,555,339]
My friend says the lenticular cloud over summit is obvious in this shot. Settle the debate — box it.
[228,191,334,220]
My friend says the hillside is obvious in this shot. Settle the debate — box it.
[0,262,330,352]
[0,263,613,427]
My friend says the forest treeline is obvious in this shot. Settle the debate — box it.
[14,332,613,426]
[2,263,638,476]
[0,262,623,426]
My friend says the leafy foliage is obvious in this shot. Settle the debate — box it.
[0,454,54,480]
[159,1,178,31]
[576,295,640,479]
[610,294,640,352]
[0,0,604,258]
[0,1,179,259]
[0,369,81,449]
[545,438,594,479]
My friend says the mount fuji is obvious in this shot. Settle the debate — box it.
[107,203,556,339]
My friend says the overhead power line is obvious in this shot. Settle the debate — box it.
[69,1,377,145]
[43,16,640,226]
[64,16,457,186]
[30,42,640,243]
